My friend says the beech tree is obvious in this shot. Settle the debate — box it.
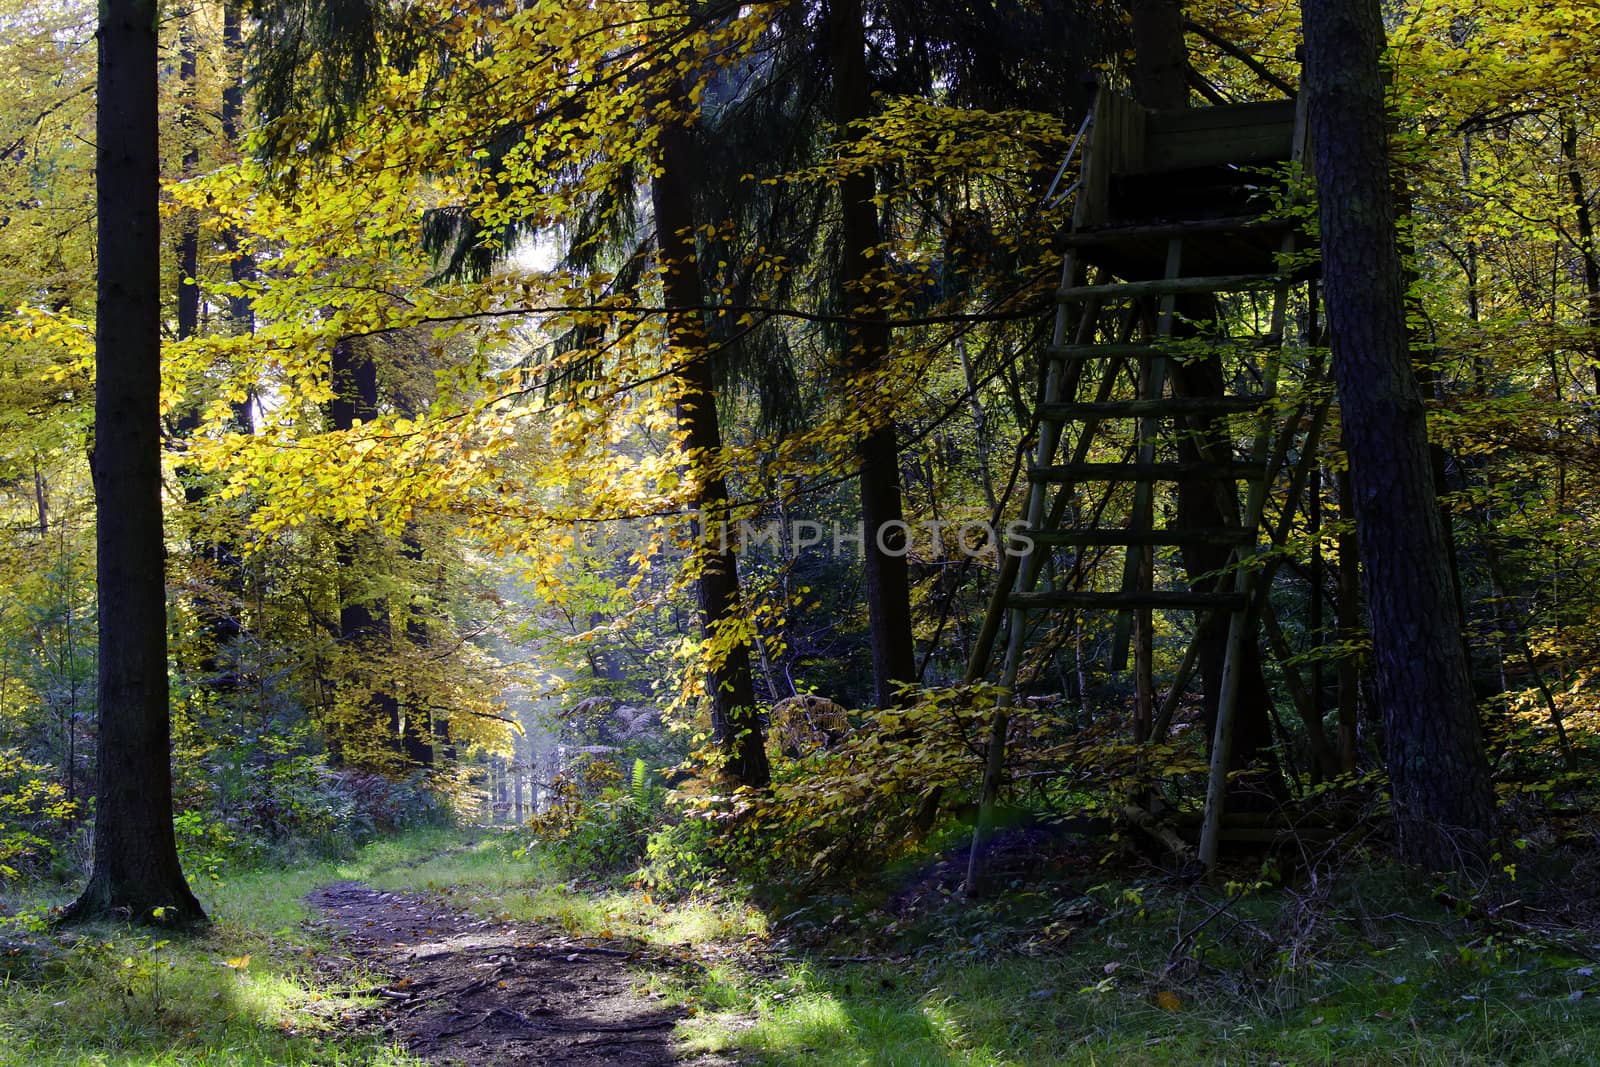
[64,0,204,924]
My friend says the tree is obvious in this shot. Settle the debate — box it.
[64,0,204,924]
[827,0,917,709]
[654,113,771,789]
[1301,0,1494,868]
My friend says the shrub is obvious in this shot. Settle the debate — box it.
[0,748,76,883]
[527,756,662,876]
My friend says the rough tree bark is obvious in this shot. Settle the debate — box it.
[653,117,770,788]
[331,338,383,662]
[65,0,205,926]
[1129,0,1189,106]
[174,19,200,346]
[1302,0,1494,867]
[829,0,917,708]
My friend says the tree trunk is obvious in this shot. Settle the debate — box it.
[652,118,770,789]
[175,18,200,345]
[1302,0,1493,868]
[221,0,256,354]
[1173,354,1281,794]
[65,0,205,926]
[170,16,239,687]
[331,339,383,653]
[1129,0,1189,107]
[398,528,436,769]
[829,0,917,708]
[1560,116,1600,397]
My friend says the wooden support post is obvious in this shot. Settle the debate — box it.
[1134,544,1155,743]
[1199,593,1251,868]
[1260,599,1338,775]
[964,286,1113,684]
[1114,239,1182,670]
[1130,240,1176,741]
[1199,221,1294,870]
[1150,626,1203,741]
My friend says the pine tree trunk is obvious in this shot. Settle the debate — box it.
[652,118,770,788]
[1129,0,1189,106]
[175,19,200,345]
[170,16,239,687]
[829,0,916,707]
[66,0,205,926]
[1303,0,1494,868]
[399,528,435,769]
[331,339,383,651]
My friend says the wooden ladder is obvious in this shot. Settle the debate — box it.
[965,99,1309,890]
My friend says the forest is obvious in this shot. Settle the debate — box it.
[0,0,1598,1062]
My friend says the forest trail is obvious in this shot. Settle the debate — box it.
[309,881,729,1066]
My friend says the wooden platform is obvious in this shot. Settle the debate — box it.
[1074,92,1303,279]
[964,83,1318,889]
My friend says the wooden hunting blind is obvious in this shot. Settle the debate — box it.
[966,86,1321,888]
[1074,91,1303,277]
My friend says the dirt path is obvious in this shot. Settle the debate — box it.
[309,882,730,1066]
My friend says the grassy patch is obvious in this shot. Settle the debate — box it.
[659,877,1600,1066]
[360,832,766,951]
[0,827,465,1067]
[10,828,1599,1065]
[432,835,1600,1066]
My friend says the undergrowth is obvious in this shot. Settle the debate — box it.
[6,821,1599,1065]
[363,826,1600,1066]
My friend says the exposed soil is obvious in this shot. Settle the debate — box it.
[309,882,733,1066]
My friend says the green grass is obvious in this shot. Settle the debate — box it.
[418,836,1600,1066]
[7,828,1600,1065]
[0,828,468,1067]
[359,832,765,949]
[674,947,1600,1066]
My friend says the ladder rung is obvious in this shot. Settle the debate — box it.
[1039,397,1265,420]
[1030,461,1268,483]
[1058,216,1297,249]
[1027,528,1256,547]
[1046,335,1282,360]
[1057,274,1283,302]
[1010,590,1249,611]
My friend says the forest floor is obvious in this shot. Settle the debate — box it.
[5,826,1600,1064]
